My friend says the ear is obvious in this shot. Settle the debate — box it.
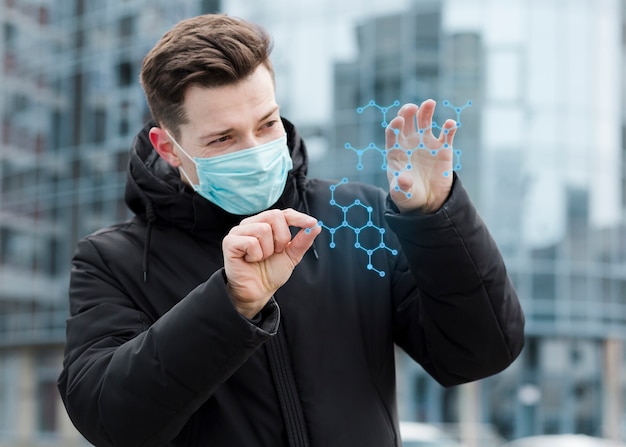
[149,127,181,167]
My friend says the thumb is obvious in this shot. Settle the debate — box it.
[286,225,322,265]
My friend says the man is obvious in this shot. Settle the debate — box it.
[58,13,524,447]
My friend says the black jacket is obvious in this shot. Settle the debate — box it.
[58,118,525,447]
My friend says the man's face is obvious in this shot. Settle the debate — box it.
[172,64,285,185]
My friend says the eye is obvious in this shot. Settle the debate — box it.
[208,135,231,146]
[263,120,277,129]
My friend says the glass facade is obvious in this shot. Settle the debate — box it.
[1,0,625,445]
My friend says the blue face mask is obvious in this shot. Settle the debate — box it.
[166,131,293,215]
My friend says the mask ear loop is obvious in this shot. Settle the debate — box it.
[164,129,199,189]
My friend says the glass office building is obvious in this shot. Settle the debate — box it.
[0,0,625,445]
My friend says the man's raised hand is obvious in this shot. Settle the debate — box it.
[385,99,457,213]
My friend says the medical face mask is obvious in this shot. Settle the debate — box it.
[166,131,293,215]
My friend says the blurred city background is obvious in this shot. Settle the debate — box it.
[0,0,625,446]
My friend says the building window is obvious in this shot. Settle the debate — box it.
[93,107,106,143]
[0,353,18,437]
[37,380,58,434]
[36,352,60,435]
[201,0,221,13]
[119,118,129,135]
[38,6,49,25]
[118,60,133,87]
[3,23,16,45]
[119,16,134,40]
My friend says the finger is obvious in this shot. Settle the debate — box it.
[240,209,293,253]
[223,234,265,263]
[416,99,436,136]
[285,224,322,265]
[228,221,276,259]
[439,118,457,149]
[280,208,319,231]
[385,116,404,150]
[397,103,418,136]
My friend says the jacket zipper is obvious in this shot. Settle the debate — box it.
[266,324,310,447]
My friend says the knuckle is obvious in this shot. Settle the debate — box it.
[258,222,273,237]
[267,208,284,218]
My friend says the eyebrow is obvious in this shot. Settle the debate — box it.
[197,106,280,141]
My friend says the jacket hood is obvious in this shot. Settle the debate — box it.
[124,117,309,238]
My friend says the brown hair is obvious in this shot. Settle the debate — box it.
[140,14,274,137]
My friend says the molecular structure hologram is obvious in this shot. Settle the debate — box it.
[306,177,398,277]
[307,99,472,276]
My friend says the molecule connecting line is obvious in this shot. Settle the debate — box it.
[308,98,473,276]
[345,99,472,197]
[305,178,398,277]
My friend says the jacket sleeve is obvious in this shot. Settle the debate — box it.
[385,175,525,387]
[57,237,279,447]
